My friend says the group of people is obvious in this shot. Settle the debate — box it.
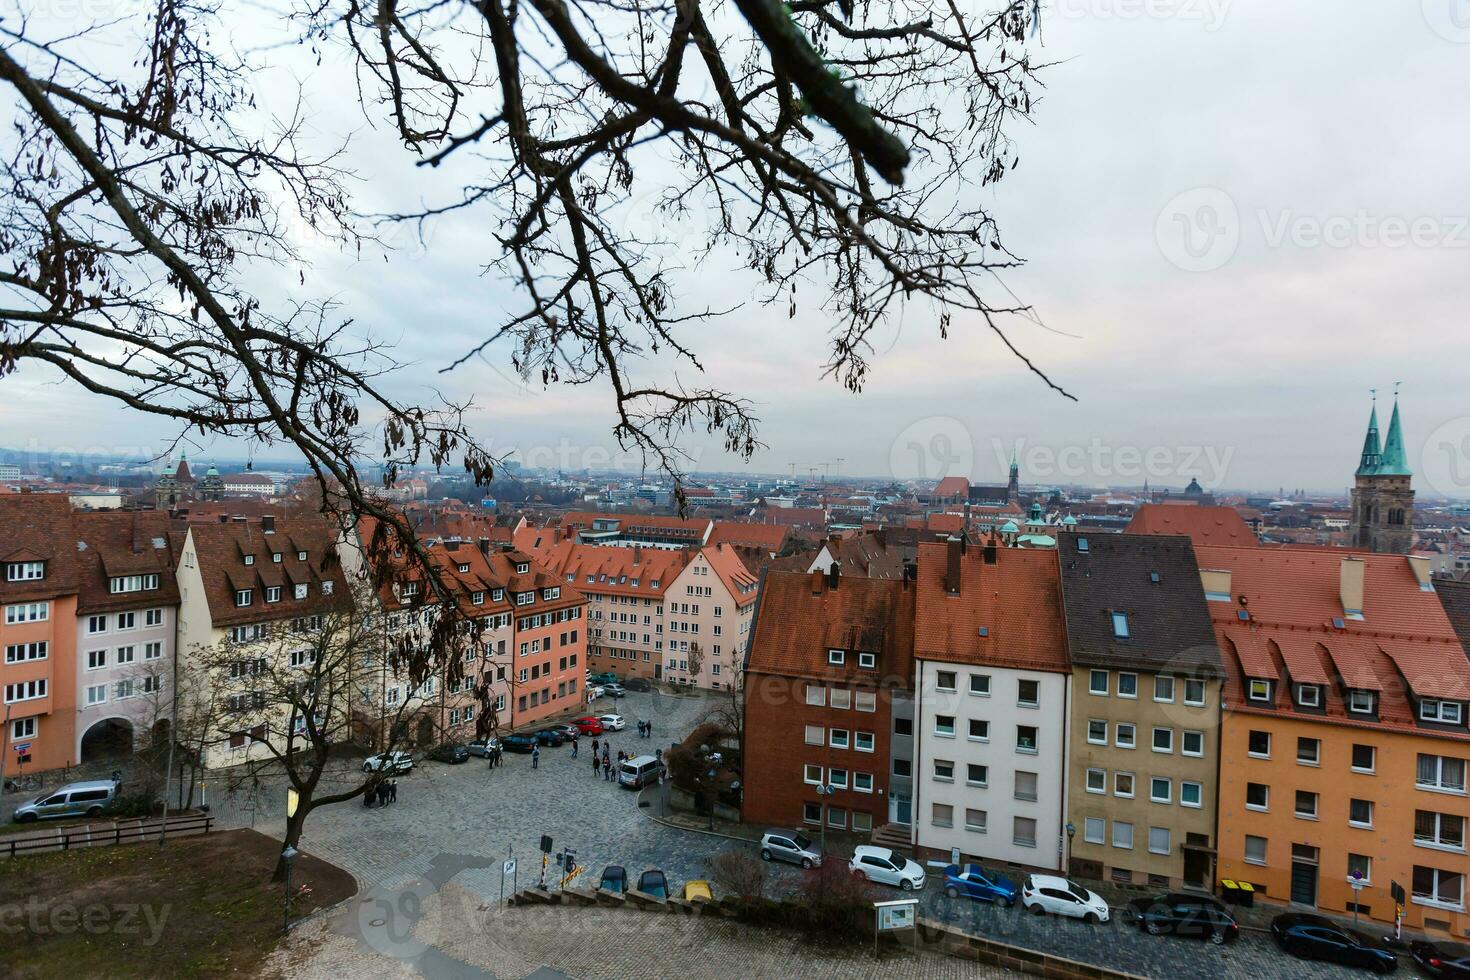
[635,720,653,738]
[485,743,505,769]
[362,778,399,808]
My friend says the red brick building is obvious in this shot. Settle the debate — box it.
[742,567,914,836]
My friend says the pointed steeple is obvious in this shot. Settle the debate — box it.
[1378,394,1412,476]
[1356,400,1383,477]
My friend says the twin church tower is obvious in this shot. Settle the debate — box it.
[1348,394,1415,554]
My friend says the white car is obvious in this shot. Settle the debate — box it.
[362,751,413,773]
[599,713,626,731]
[586,685,605,701]
[849,845,926,891]
[1021,874,1110,923]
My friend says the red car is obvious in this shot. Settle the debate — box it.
[572,716,605,735]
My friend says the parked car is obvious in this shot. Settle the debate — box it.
[598,713,626,731]
[682,880,713,903]
[589,672,618,686]
[601,683,626,698]
[1021,875,1110,923]
[532,728,566,746]
[849,845,926,891]
[618,754,665,789]
[586,685,605,700]
[598,865,627,894]
[465,738,499,758]
[11,779,118,823]
[942,864,1017,907]
[1125,893,1237,944]
[624,677,652,692]
[501,733,537,753]
[760,829,821,869]
[428,743,470,764]
[637,869,669,900]
[571,716,605,735]
[1272,913,1397,974]
[1412,940,1470,977]
[362,751,414,773]
[553,723,580,740]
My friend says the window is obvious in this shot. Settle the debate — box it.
[1016,725,1038,753]
[1086,768,1106,794]
[108,573,160,594]
[1180,781,1202,808]
[1153,675,1175,702]
[1084,817,1105,844]
[1415,811,1467,850]
[854,772,874,793]
[857,652,876,669]
[1248,730,1271,758]
[243,555,255,566]
[935,715,955,737]
[803,803,821,825]
[828,768,848,790]
[115,646,135,665]
[1244,835,1268,865]
[1348,853,1372,883]
[1247,678,1272,702]
[830,689,851,710]
[892,758,911,777]
[1013,817,1037,848]
[855,691,877,712]
[1182,730,1204,757]
[265,586,282,603]
[803,764,822,785]
[1151,727,1173,753]
[4,602,48,624]
[1089,669,1108,695]
[1413,867,1465,909]
[1418,754,1468,793]
[321,581,334,596]
[967,763,989,787]
[1422,700,1465,725]
[935,670,956,691]
[1295,684,1322,708]
[969,674,991,696]
[11,716,36,739]
[144,642,162,661]
[4,642,47,664]
[1115,772,1135,798]
[87,615,106,634]
[893,716,913,737]
[1246,783,1269,810]
[828,649,846,665]
[86,684,107,706]
[829,728,850,749]
[1149,826,1171,855]
[1347,690,1376,714]
[4,679,46,703]
[235,589,252,607]
[1352,744,1376,773]
[1115,723,1136,749]
[1350,798,1374,828]
[933,759,955,782]
[805,685,826,707]
[932,803,954,828]
[1014,770,1038,802]
[1111,612,1130,638]
[1295,790,1318,819]
[1087,719,1108,745]
[1017,679,1039,706]
[5,561,45,581]
[855,731,875,752]
[1150,777,1171,804]
[1112,821,1134,849]
[1184,678,1206,706]
[1117,673,1137,698]
[965,808,987,833]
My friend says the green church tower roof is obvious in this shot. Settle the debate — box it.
[1378,397,1412,476]
[1356,403,1383,477]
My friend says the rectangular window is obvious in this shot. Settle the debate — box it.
[854,772,874,793]
[4,642,47,664]
[86,684,107,706]
[935,670,956,692]
[1348,853,1372,883]
[1296,684,1322,708]
[854,691,877,712]
[965,808,987,833]
[1182,730,1204,757]
[1350,798,1374,828]
[1413,866,1465,909]
[1014,770,1038,802]
[1115,772,1135,798]
[1013,817,1037,848]
[805,685,825,707]
[1295,790,1318,819]
[1115,723,1136,749]
[235,589,252,607]
[145,608,163,627]
[5,561,45,581]
[1016,725,1038,753]
[893,716,913,737]
[1347,690,1376,714]
[828,768,848,790]
[1084,817,1105,844]
[1117,673,1137,698]
[1418,754,1468,793]
[934,715,955,737]
[1422,700,1465,725]
[1151,727,1173,753]
[828,649,846,665]
[932,803,953,828]
[1112,612,1130,638]
[1244,835,1268,865]
[1297,737,1321,766]
[4,602,48,624]
[857,651,875,669]
[966,763,988,787]
[1247,678,1272,702]
[1184,678,1206,706]
[1112,821,1134,849]
[1086,768,1106,794]
[87,615,106,634]
[1246,783,1269,810]
[1017,679,1039,706]
[934,759,955,782]
[1087,719,1107,745]
[1088,669,1108,695]
[803,764,822,785]
[1248,730,1271,758]
[969,674,991,696]
[1415,811,1467,850]
[11,717,36,739]
[1150,777,1171,804]
[855,731,875,752]
[115,646,134,664]
[1153,675,1175,702]
[1180,781,1202,808]
[829,728,850,749]
[968,718,990,741]
[1148,826,1171,856]
[804,725,824,746]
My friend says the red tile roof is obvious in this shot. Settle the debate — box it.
[1127,504,1257,547]
[525,539,688,598]
[912,540,1069,673]
[761,507,827,528]
[0,494,81,602]
[747,570,914,683]
[73,511,181,614]
[701,542,760,607]
[185,518,351,627]
[707,521,790,552]
[934,477,970,498]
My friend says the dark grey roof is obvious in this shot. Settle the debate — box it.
[1057,532,1223,677]
[1439,579,1470,656]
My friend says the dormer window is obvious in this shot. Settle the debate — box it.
[1346,689,1376,715]
[458,564,470,574]
[651,579,661,588]
[516,562,530,574]
[472,591,485,605]
[265,586,282,603]
[235,589,253,607]
[858,652,877,669]
[1111,612,1130,639]
[492,588,504,602]
[1247,678,1273,703]
[1421,699,1465,725]
[543,587,560,600]
[294,583,308,600]
[242,554,255,567]
[272,552,282,563]
[402,582,420,597]
[828,649,846,665]
[4,561,45,582]
[515,591,533,606]
[109,574,160,594]
[1294,684,1322,709]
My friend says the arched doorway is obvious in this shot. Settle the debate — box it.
[79,718,135,762]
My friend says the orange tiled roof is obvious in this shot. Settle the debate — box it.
[525,539,688,598]
[701,542,759,607]
[934,476,970,498]
[1127,504,1257,547]
[707,521,790,552]
[747,569,914,682]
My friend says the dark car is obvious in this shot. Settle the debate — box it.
[1271,913,1397,974]
[1412,940,1470,977]
[599,865,628,894]
[637,869,669,900]
[624,677,652,692]
[1126,893,1238,945]
[532,728,566,746]
[942,863,1018,907]
[429,743,470,764]
[589,672,618,686]
[501,733,537,753]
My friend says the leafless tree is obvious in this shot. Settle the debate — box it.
[687,640,705,681]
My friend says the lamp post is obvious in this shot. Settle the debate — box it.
[1064,821,1076,875]
[816,784,835,856]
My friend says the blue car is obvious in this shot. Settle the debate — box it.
[943,863,1018,907]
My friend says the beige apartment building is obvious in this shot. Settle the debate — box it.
[1057,532,1224,890]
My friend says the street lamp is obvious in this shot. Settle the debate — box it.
[816,784,835,855]
[1064,821,1076,874]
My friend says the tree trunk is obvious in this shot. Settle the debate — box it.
[272,805,308,882]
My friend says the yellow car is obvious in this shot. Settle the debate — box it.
[681,880,713,903]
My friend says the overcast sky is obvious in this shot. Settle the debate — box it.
[7,1,1470,497]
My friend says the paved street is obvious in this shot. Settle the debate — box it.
[214,688,1427,979]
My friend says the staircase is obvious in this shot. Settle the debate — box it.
[870,822,913,851]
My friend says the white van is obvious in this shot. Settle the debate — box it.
[12,779,118,823]
[618,755,665,789]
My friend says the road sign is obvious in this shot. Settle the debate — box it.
[503,859,516,876]
[12,742,30,754]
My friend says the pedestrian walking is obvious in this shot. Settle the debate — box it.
[388,778,398,804]
[591,738,599,757]
[647,720,652,739]
[532,745,540,770]
[603,757,612,781]
[376,782,389,807]
[591,748,600,773]
[363,783,375,808]
[571,739,579,759]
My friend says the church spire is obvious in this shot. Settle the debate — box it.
[1356,397,1382,477]
[1379,392,1412,476]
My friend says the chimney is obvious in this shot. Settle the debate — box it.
[262,514,275,534]
[945,536,962,595]
[478,537,490,557]
[810,569,825,595]
[983,542,997,565]
[1407,554,1433,591]
[827,562,840,589]
[1340,556,1365,620]
[633,545,643,566]
[218,514,229,524]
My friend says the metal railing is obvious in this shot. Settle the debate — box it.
[2,812,214,858]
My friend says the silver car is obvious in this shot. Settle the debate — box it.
[760,829,822,869]
[12,779,117,823]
